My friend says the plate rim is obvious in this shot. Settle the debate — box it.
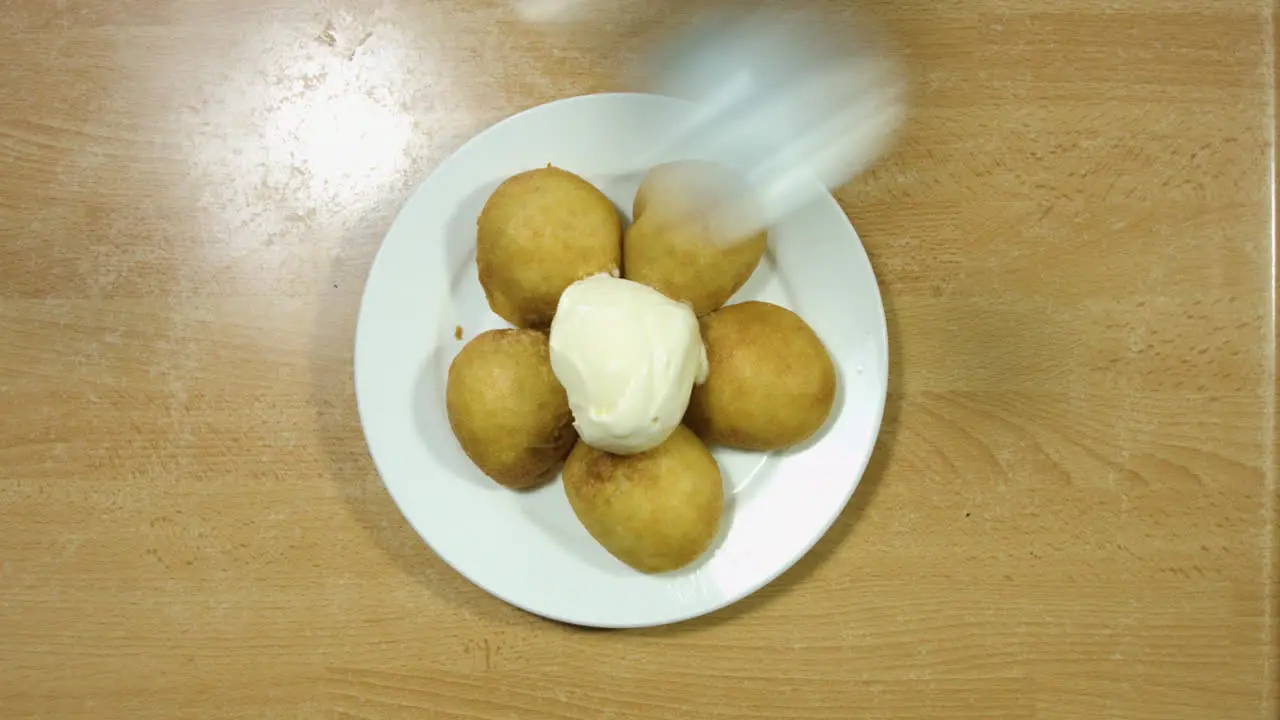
[353,91,890,628]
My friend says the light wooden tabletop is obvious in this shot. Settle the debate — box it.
[1,1,1276,718]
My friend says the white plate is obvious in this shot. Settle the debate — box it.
[354,93,889,628]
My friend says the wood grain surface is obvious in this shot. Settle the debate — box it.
[1,1,1276,718]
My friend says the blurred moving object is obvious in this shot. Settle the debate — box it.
[514,0,907,236]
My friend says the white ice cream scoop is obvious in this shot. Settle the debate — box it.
[548,274,709,455]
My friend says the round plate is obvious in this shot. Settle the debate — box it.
[354,93,889,628]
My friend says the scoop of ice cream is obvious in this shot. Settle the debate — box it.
[549,274,709,455]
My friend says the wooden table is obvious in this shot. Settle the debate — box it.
[2,1,1275,718]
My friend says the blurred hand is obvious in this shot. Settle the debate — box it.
[511,0,669,29]
[513,0,907,234]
